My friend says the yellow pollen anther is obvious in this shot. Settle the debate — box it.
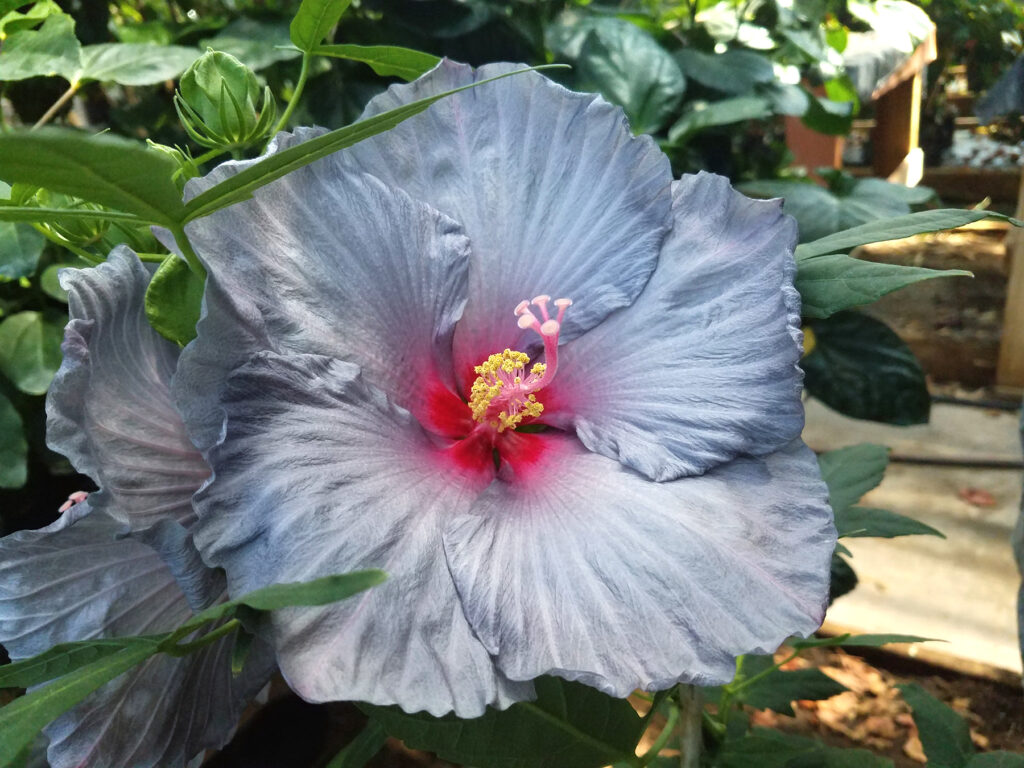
[469,348,546,432]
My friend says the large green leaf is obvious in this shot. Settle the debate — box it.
[740,176,935,244]
[183,65,555,221]
[0,221,44,278]
[0,391,27,488]
[898,684,974,768]
[0,641,161,767]
[668,96,771,144]
[78,43,198,86]
[796,209,1023,260]
[0,129,185,226]
[717,728,893,768]
[674,48,774,94]
[740,667,847,716]
[574,19,685,134]
[325,720,388,768]
[0,311,63,395]
[796,252,970,319]
[0,637,165,689]
[144,254,203,346]
[967,754,1024,768]
[364,677,644,768]
[835,506,944,539]
[313,44,440,81]
[816,443,889,514]
[199,18,300,71]
[0,12,80,81]
[803,312,929,425]
[829,552,857,602]
[289,0,352,51]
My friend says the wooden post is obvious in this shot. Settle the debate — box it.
[997,170,1024,389]
[872,70,923,183]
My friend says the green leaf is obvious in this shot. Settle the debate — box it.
[0,204,144,226]
[674,48,774,95]
[0,636,164,689]
[39,260,88,302]
[803,312,929,425]
[816,443,889,515]
[181,570,386,633]
[0,12,80,82]
[967,754,1024,768]
[78,43,198,86]
[0,641,161,766]
[0,311,63,395]
[199,18,300,71]
[325,720,388,768]
[796,209,1024,260]
[0,129,185,226]
[183,65,557,222]
[718,728,893,768]
[829,552,857,602]
[313,43,440,81]
[0,221,44,278]
[801,92,853,135]
[364,677,644,768]
[835,506,944,539]
[790,633,935,650]
[144,254,203,346]
[796,252,971,319]
[898,683,974,768]
[575,20,686,134]
[290,0,352,51]
[0,391,27,488]
[740,668,847,716]
[668,96,771,144]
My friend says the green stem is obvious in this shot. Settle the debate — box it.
[33,81,80,130]
[675,685,702,768]
[163,619,240,657]
[170,225,206,278]
[31,223,101,264]
[270,52,311,138]
[639,696,680,765]
[135,252,170,263]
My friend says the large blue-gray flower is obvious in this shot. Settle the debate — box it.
[173,61,836,718]
[0,250,273,768]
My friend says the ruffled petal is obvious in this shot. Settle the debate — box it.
[177,158,471,448]
[443,435,834,696]
[46,248,208,528]
[545,173,804,481]
[0,504,273,768]
[339,60,674,383]
[193,351,530,717]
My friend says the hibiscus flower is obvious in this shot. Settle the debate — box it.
[0,251,273,768]
[170,60,835,718]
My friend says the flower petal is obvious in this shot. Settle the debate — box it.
[193,351,530,716]
[443,434,834,696]
[545,173,803,481]
[339,60,674,382]
[47,248,208,528]
[0,504,273,768]
[177,161,471,449]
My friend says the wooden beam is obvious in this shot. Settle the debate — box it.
[996,169,1024,387]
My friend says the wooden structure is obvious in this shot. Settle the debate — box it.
[996,170,1024,389]
[785,26,937,184]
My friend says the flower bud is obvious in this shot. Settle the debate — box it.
[33,190,109,246]
[174,49,276,150]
